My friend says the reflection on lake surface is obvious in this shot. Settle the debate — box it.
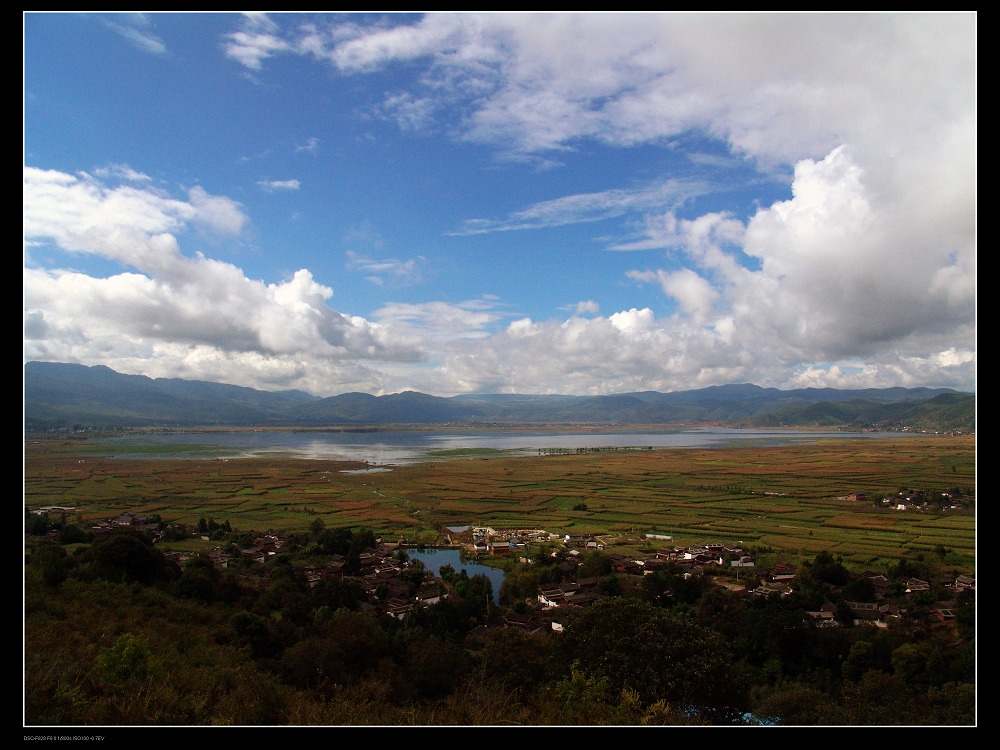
[95,427,919,465]
[406,547,505,605]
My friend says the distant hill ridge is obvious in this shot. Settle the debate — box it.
[23,361,975,433]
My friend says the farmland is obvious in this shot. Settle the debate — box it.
[24,432,975,573]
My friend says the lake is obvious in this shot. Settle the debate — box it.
[93,426,919,466]
[405,547,506,605]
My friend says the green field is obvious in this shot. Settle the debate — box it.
[24,433,975,573]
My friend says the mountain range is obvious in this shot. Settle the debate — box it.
[23,361,975,433]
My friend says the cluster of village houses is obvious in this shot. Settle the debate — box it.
[845,491,972,512]
[28,507,974,637]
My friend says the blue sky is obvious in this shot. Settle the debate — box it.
[24,12,976,397]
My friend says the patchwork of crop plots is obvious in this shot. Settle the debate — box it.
[24,435,974,571]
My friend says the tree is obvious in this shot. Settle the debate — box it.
[172,560,221,603]
[455,572,493,619]
[467,628,553,695]
[641,568,713,607]
[57,524,90,545]
[230,611,279,659]
[808,551,850,586]
[399,562,427,596]
[751,682,832,726]
[578,550,613,578]
[889,556,934,581]
[726,597,820,678]
[841,576,877,602]
[437,563,458,583]
[28,542,68,587]
[266,555,309,592]
[841,637,894,682]
[955,588,975,640]
[312,576,364,611]
[835,600,856,627]
[550,660,615,724]
[326,610,390,673]
[402,636,471,701]
[95,632,151,684]
[891,643,930,688]
[410,598,468,641]
[836,670,926,725]
[691,586,746,631]
[278,612,388,694]
[499,569,539,606]
[26,514,50,536]
[83,529,180,585]
[926,682,976,725]
[160,523,189,541]
[598,573,622,596]
[277,636,346,694]
[554,598,749,721]
[317,527,354,556]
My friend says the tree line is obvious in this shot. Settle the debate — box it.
[24,523,975,726]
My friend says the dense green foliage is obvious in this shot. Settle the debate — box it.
[24,527,975,726]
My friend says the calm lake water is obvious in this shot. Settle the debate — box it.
[405,547,505,605]
[95,427,920,466]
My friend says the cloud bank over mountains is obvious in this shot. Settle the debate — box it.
[24,13,975,397]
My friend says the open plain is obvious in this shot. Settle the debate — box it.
[24,432,975,574]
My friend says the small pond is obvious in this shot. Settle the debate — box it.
[405,547,506,605]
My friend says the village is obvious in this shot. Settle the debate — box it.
[29,505,974,639]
